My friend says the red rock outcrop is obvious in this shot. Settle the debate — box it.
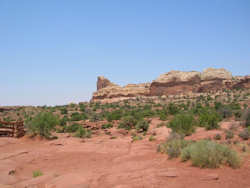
[91,68,249,102]
[92,77,150,100]
[97,76,117,90]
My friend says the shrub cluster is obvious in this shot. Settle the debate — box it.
[198,108,221,130]
[74,126,91,138]
[157,133,240,168]
[168,113,196,136]
[181,140,240,168]
[25,112,59,139]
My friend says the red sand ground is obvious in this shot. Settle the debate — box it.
[1,120,250,188]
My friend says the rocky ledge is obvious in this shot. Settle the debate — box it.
[92,68,250,102]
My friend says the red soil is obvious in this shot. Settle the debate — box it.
[0,121,250,188]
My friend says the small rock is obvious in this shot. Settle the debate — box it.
[201,174,219,181]
[8,170,16,175]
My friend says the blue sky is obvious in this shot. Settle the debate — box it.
[0,0,250,106]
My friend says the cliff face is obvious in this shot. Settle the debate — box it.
[91,68,249,102]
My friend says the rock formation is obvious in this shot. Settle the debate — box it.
[91,68,249,102]
[97,76,117,90]
[92,77,150,100]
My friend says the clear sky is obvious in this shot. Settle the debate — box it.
[1,0,250,106]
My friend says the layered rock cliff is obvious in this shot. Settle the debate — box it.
[91,68,250,102]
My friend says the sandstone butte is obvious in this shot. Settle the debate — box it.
[92,68,250,102]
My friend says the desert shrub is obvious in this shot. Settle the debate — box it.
[79,103,86,112]
[25,112,59,138]
[181,140,240,168]
[168,113,196,136]
[59,115,68,126]
[118,115,137,130]
[167,131,185,140]
[135,119,149,133]
[167,103,179,115]
[242,109,250,127]
[33,170,43,178]
[60,108,68,115]
[213,134,221,140]
[70,112,86,121]
[238,127,250,140]
[74,126,91,138]
[140,105,155,118]
[101,123,113,129]
[157,137,191,159]
[159,112,167,121]
[217,105,232,119]
[225,130,234,140]
[66,123,80,133]
[234,110,242,119]
[149,135,156,141]
[106,110,122,122]
[131,134,143,142]
[229,102,241,111]
[199,108,221,130]
[89,113,103,122]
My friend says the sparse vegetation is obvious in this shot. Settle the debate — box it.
[33,170,43,178]
[25,112,59,139]
[239,127,250,140]
[168,113,196,136]
[135,119,149,133]
[101,123,113,129]
[225,130,234,140]
[157,136,191,159]
[74,126,91,138]
[181,140,240,168]
[213,134,221,140]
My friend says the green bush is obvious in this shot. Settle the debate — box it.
[71,112,87,121]
[59,116,68,126]
[131,134,143,142]
[167,103,179,115]
[217,106,232,119]
[33,170,43,178]
[66,123,80,133]
[74,126,91,138]
[118,116,137,130]
[101,123,113,129]
[60,108,68,115]
[106,110,122,122]
[225,130,234,140]
[157,137,191,159]
[149,135,156,141]
[25,112,59,138]
[135,119,149,133]
[89,113,102,122]
[242,109,250,127]
[168,113,196,136]
[199,109,221,130]
[181,140,240,168]
[79,103,86,112]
